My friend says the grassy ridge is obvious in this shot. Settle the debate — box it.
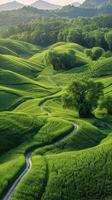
[9,134,112,200]
[11,156,47,200]
[0,39,40,57]
[35,119,105,154]
[91,57,112,77]
[0,112,43,155]
[0,152,24,199]
[0,40,112,200]
[30,42,90,68]
[42,135,112,200]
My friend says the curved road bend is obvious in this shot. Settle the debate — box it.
[3,124,78,200]
[3,153,32,200]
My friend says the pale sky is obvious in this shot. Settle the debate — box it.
[0,0,84,6]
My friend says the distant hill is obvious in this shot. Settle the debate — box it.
[82,0,112,8]
[0,2,111,28]
[0,6,52,27]
[56,5,97,17]
[56,4,112,17]
[0,1,24,11]
[72,2,81,7]
[31,0,61,10]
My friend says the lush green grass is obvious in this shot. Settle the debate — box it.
[0,112,43,155]
[41,135,112,200]
[0,152,24,199]
[35,119,105,155]
[9,134,112,200]
[0,54,41,78]
[0,39,41,57]
[0,40,112,200]
[11,156,47,200]
[30,42,91,68]
[91,57,112,78]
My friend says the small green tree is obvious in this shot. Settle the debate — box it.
[48,50,76,71]
[84,49,92,58]
[99,95,112,115]
[84,47,104,60]
[67,29,83,44]
[63,79,103,118]
[92,47,104,60]
[105,31,112,50]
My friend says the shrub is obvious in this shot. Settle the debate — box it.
[84,47,104,60]
[84,49,92,58]
[99,95,112,115]
[48,50,76,71]
[92,47,104,60]
[63,79,104,118]
[105,31,112,50]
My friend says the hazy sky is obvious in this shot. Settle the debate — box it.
[0,0,84,6]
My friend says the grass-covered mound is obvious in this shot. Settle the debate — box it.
[10,155,46,200]
[0,39,112,200]
[91,57,112,77]
[9,134,112,200]
[35,119,105,154]
[41,135,112,200]
[0,39,40,57]
[30,42,90,71]
[0,75,60,112]
[0,112,43,155]
[0,54,41,78]
[0,152,24,199]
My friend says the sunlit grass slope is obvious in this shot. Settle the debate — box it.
[30,42,91,67]
[0,152,24,199]
[91,57,112,77]
[9,134,112,200]
[0,112,43,155]
[41,135,112,200]
[0,39,41,57]
[0,39,112,200]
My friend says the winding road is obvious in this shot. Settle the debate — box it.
[3,80,78,200]
[3,123,78,200]
[3,153,32,200]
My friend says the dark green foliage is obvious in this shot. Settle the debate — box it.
[84,47,104,60]
[99,95,112,114]
[92,47,104,60]
[0,16,112,50]
[48,50,76,71]
[67,29,83,45]
[105,31,112,50]
[63,79,104,118]
[84,49,93,58]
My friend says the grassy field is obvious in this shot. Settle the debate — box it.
[0,40,112,200]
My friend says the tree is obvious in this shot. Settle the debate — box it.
[99,95,112,115]
[84,47,104,60]
[105,31,112,50]
[84,49,92,58]
[48,50,76,71]
[67,29,83,44]
[63,79,103,118]
[92,47,104,60]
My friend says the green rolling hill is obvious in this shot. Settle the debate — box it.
[0,38,112,200]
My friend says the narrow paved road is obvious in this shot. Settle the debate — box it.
[3,153,32,200]
[3,124,78,200]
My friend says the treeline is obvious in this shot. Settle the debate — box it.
[1,15,112,49]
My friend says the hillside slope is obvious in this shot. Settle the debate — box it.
[0,40,112,200]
